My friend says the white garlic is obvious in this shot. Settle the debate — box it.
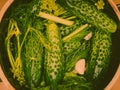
[75,59,86,75]
[84,32,93,40]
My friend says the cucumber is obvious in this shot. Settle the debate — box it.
[44,22,64,90]
[63,40,81,55]
[85,30,111,81]
[56,0,117,33]
[21,27,43,88]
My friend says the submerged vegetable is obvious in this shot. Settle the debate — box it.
[56,0,117,33]
[75,59,86,75]
[40,0,66,89]
[84,32,93,41]
[63,40,82,55]
[85,30,111,81]
[44,22,64,89]
[21,26,44,87]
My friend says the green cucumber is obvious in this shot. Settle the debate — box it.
[21,28,43,88]
[56,0,117,33]
[44,22,64,90]
[63,40,81,55]
[85,30,111,81]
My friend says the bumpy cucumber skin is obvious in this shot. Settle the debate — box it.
[85,30,111,81]
[21,31,43,88]
[60,19,83,37]
[63,40,81,55]
[44,22,64,89]
[57,0,117,33]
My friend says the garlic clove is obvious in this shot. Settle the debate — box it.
[84,32,93,40]
[75,59,86,75]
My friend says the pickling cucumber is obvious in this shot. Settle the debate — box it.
[21,27,44,88]
[56,0,117,33]
[85,30,111,81]
[44,22,64,90]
